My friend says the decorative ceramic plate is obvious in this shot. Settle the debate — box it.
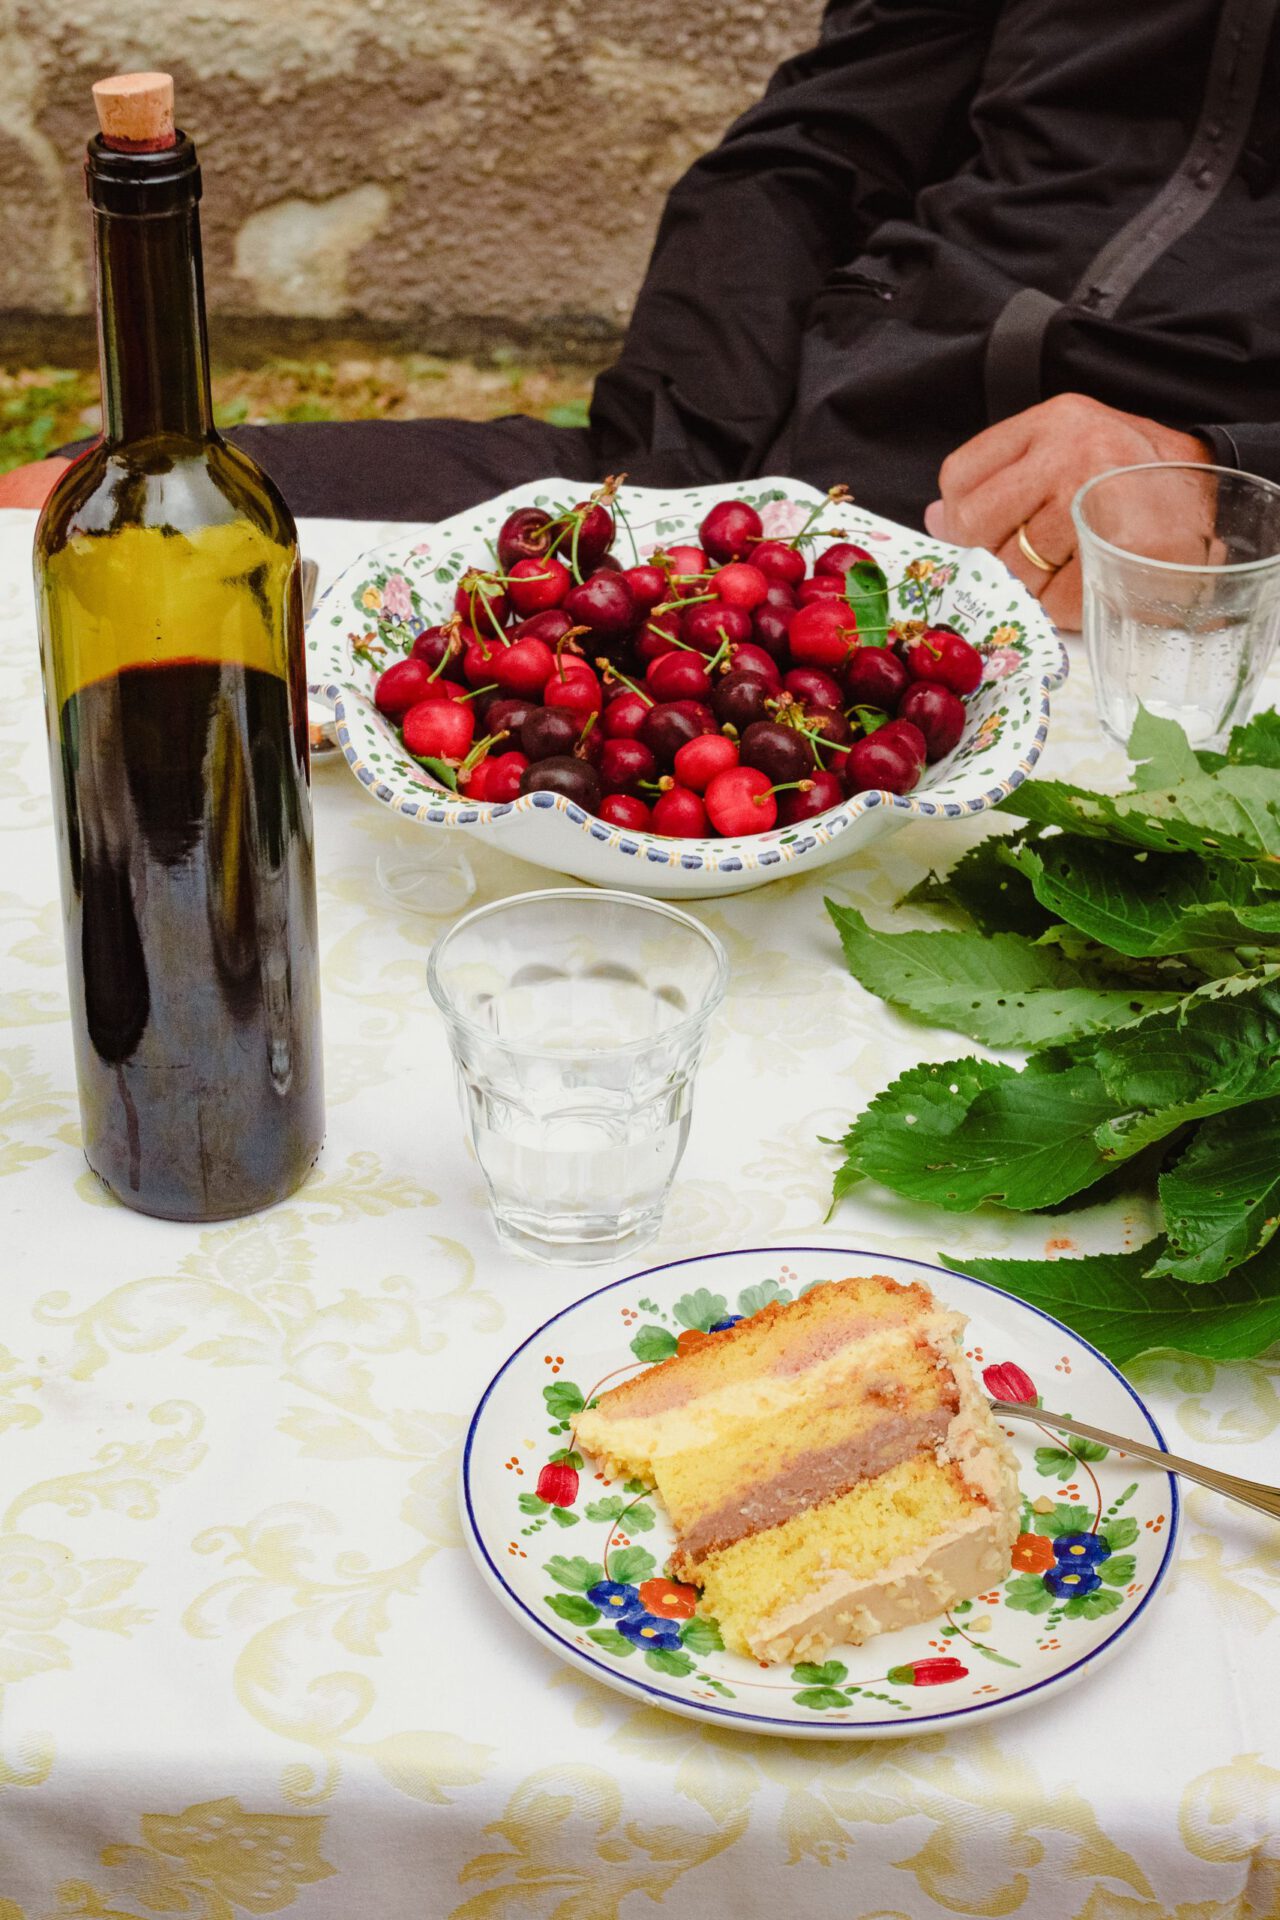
[461,1247,1178,1738]
[307,479,1069,898]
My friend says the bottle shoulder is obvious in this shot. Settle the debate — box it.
[35,433,297,560]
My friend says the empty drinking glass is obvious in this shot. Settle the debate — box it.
[427,889,728,1265]
[1072,462,1280,750]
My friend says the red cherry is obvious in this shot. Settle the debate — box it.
[454,572,509,637]
[484,750,530,802]
[490,637,554,697]
[509,608,573,646]
[682,602,752,654]
[783,667,843,711]
[699,498,763,563]
[623,564,669,614]
[374,656,436,719]
[600,793,653,830]
[564,571,635,638]
[789,598,859,668]
[751,603,794,661]
[705,764,779,835]
[412,677,470,705]
[815,540,873,576]
[751,539,807,588]
[647,651,712,703]
[600,737,657,793]
[875,717,928,772]
[403,699,476,761]
[723,641,782,685]
[898,682,967,759]
[904,628,983,695]
[651,784,708,837]
[779,768,844,824]
[459,756,492,799]
[462,638,503,686]
[796,575,847,605]
[641,701,714,766]
[497,506,553,570]
[844,733,920,795]
[544,670,603,718]
[486,696,537,739]
[601,690,653,738]
[410,623,462,672]
[713,561,770,612]
[566,500,615,571]
[673,733,739,792]
[662,543,708,579]
[506,556,571,615]
[638,610,684,663]
[845,646,909,711]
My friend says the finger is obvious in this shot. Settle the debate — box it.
[923,499,946,539]
[995,532,1053,599]
[1041,557,1083,630]
[938,411,1037,505]
[944,455,1050,553]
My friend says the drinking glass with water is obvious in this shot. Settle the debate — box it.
[427,890,727,1265]
[1072,462,1280,751]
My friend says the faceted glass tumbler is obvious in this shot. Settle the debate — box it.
[1072,462,1280,750]
[427,889,728,1266]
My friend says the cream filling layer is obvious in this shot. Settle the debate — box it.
[745,1507,1013,1664]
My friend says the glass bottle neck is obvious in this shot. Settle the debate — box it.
[94,200,214,445]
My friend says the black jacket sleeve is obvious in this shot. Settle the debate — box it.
[590,0,999,480]
[1199,423,1280,487]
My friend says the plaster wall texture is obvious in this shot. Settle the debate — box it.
[0,0,824,334]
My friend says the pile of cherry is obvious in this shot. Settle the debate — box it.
[371,485,985,839]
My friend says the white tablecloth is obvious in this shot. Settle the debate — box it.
[0,508,1276,1920]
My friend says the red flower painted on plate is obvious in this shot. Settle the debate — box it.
[1011,1531,1056,1573]
[536,1462,579,1507]
[638,1577,698,1620]
[887,1657,970,1687]
[982,1360,1037,1404]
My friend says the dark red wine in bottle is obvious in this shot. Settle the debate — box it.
[34,73,324,1220]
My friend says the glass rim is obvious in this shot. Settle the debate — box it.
[1071,461,1280,578]
[426,886,730,1059]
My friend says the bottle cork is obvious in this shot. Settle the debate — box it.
[92,73,176,153]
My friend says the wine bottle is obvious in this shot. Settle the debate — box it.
[34,72,324,1220]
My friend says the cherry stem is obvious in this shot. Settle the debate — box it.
[457,680,498,703]
[754,777,814,804]
[654,592,716,615]
[552,626,590,677]
[595,662,654,707]
[458,729,508,778]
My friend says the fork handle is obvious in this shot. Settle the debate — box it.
[989,1400,1280,1521]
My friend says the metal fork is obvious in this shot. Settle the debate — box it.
[990,1400,1280,1521]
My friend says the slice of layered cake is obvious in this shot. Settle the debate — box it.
[574,1274,1020,1664]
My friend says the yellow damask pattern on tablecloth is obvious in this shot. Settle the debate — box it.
[0,512,1275,1918]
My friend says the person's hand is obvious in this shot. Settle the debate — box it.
[923,394,1211,627]
[0,458,72,510]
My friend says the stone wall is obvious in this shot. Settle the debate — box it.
[0,0,824,347]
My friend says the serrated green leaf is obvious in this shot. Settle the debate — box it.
[1128,706,1206,790]
[1100,1554,1137,1585]
[1062,1586,1124,1620]
[825,900,1178,1048]
[630,1324,678,1364]
[679,1615,725,1654]
[673,1288,728,1333]
[1008,837,1280,959]
[1102,1516,1139,1550]
[1222,708,1280,769]
[544,1555,605,1593]
[644,1647,695,1677]
[545,1593,599,1625]
[945,1236,1280,1363]
[609,1546,656,1584]
[838,1054,1117,1213]
[1152,1099,1280,1283]
[793,1687,852,1710]
[791,1659,849,1686]
[904,833,1056,938]
[998,769,1280,862]
[543,1381,585,1419]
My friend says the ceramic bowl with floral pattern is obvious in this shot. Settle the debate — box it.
[307,478,1069,898]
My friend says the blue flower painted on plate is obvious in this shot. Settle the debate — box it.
[1043,1564,1104,1599]
[587,1580,645,1619]
[616,1612,684,1651]
[1053,1532,1111,1566]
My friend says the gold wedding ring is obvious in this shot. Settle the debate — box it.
[1017,523,1064,574]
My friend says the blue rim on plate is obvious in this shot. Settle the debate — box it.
[460,1246,1180,1737]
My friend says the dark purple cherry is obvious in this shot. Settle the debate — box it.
[898,682,967,760]
[699,498,763,563]
[521,707,580,761]
[497,506,553,570]
[844,646,909,712]
[641,702,710,766]
[567,501,615,572]
[600,737,657,793]
[411,624,461,672]
[783,667,843,712]
[518,756,602,810]
[740,720,815,783]
[711,671,773,733]
[485,696,537,740]
[751,603,794,661]
[564,571,635,638]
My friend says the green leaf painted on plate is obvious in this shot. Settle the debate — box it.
[544,1556,605,1593]
[644,1647,695,1677]
[1033,1447,1078,1479]
[1099,1555,1137,1586]
[585,1497,626,1524]
[793,1687,852,1711]
[1033,1503,1095,1538]
[1001,1574,1056,1615]
[609,1545,656,1584]
[630,1324,679,1364]
[736,1278,793,1317]
[543,1381,586,1419]
[1102,1516,1140,1551]
[791,1659,849,1687]
[679,1615,725,1654]
[549,1506,579,1528]
[586,1627,634,1655]
[517,1493,549,1515]
[545,1593,599,1626]
[1062,1586,1125,1620]
[623,1503,657,1533]
[673,1288,729,1332]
